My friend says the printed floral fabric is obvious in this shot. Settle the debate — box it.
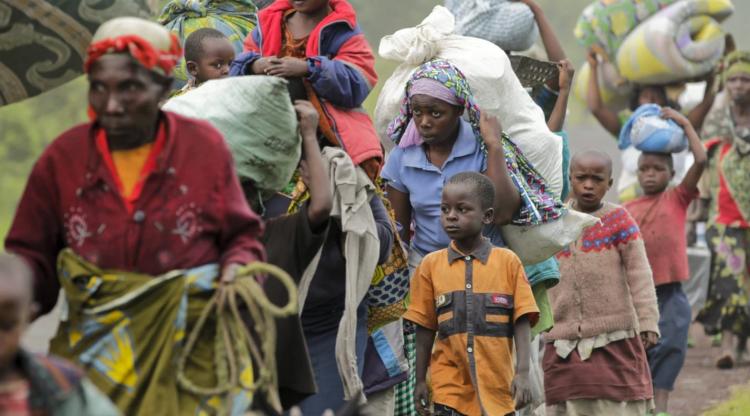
[697,224,750,337]
[387,59,563,226]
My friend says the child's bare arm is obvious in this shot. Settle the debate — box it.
[547,60,575,132]
[414,323,436,416]
[516,0,566,63]
[586,51,622,137]
[661,107,708,193]
[512,315,533,410]
[294,100,332,228]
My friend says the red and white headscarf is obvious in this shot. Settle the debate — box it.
[84,17,181,76]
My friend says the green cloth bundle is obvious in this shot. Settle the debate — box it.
[163,76,301,195]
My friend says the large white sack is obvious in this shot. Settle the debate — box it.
[502,210,600,265]
[375,5,563,198]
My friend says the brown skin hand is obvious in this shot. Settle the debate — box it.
[88,54,171,151]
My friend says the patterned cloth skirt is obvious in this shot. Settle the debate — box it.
[697,224,750,337]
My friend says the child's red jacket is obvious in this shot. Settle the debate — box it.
[235,0,383,173]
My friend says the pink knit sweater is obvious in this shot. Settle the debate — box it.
[548,202,660,340]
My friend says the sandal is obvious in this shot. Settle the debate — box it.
[716,352,735,369]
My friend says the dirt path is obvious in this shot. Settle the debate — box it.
[670,325,750,416]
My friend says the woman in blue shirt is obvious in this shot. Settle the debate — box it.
[381,60,521,261]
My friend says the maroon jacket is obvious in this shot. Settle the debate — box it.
[5,111,265,314]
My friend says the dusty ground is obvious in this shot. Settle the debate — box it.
[670,326,750,416]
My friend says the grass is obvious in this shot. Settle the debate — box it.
[703,384,750,416]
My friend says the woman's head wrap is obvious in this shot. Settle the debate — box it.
[85,17,182,76]
[723,50,750,82]
[387,60,481,148]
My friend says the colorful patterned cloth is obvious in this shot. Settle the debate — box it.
[615,0,734,84]
[697,224,750,337]
[387,59,563,226]
[49,249,255,415]
[0,0,152,107]
[159,0,257,87]
[574,0,677,60]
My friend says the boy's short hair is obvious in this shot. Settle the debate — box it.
[184,28,228,62]
[571,150,614,178]
[446,172,495,210]
[640,151,674,170]
[0,253,33,303]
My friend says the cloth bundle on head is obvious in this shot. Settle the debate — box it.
[616,0,734,84]
[444,0,538,52]
[85,17,182,76]
[158,0,258,87]
[162,76,300,195]
[619,104,688,153]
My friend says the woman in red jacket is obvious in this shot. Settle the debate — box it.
[4,17,265,319]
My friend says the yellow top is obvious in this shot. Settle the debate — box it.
[111,144,153,198]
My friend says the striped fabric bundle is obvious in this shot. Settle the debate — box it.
[616,0,734,84]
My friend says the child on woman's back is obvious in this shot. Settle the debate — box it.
[231,0,382,179]
[172,28,235,96]
[544,151,661,416]
[624,108,707,416]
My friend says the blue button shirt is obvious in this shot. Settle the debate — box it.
[382,119,486,256]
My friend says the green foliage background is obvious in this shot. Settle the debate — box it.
[2,0,749,240]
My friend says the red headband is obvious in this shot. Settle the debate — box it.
[84,34,182,76]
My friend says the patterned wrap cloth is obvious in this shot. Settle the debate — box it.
[386,59,563,226]
[49,250,255,415]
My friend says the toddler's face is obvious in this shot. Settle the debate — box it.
[191,37,235,84]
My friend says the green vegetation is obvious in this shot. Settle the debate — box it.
[703,384,750,415]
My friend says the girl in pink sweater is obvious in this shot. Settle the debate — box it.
[544,151,660,416]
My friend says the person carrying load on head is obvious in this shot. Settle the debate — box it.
[230,0,383,181]
[696,50,750,371]
[3,17,278,415]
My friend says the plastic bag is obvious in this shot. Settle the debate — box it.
[619,104,688,153]
[375,6,563,197]
[163,76,300,194]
